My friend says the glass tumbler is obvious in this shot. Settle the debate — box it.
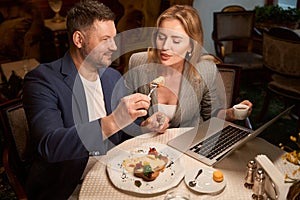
[164,190,191,200]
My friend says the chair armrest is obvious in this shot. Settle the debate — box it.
[214,40,225,61]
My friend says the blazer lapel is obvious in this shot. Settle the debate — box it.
[98,68,113,114]
[61,53,89,123]
[171,63,201,127]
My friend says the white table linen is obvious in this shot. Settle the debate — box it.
[79,128,299,200]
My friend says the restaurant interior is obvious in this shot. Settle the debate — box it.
[0,0,299,199]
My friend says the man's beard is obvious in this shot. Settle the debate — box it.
[80,44,111,68]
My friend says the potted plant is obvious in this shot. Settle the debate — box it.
[254,5,300,29]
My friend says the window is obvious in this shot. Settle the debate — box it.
[277,0,297,9]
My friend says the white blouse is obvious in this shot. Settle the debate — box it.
[155,103,177,119]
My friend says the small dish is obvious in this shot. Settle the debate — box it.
[184,166,226,193]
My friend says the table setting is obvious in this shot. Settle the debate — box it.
[79,128,300,200]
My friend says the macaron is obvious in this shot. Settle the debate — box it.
[213,170,224,182]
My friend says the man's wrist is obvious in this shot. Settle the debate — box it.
[100,114,120,138]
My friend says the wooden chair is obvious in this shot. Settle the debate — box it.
[217,64,241,108]
[212,6,263,72]
[200,53,241,107]
[257,27,300,130]
[217,63,252,129]
[0,98,30,199]
[200,53,223,65]
[200,53,252,129]
[221,5,245,12]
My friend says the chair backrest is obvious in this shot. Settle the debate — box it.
[200,54,252,128]
[213,11,255,41]
[212,9,257,60]
[0,98,30,199]
[200,53,223,65]
[222,5,245,12]
[263,27,300,77]
[200,54,240,108]
[216,64,242,108]
[268,26,300,41]
[217,63,252,129]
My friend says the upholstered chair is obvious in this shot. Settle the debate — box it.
[257,27,300,130]
[212,6,263,73]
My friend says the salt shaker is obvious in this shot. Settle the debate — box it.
[244,160,257,189]
[252,168,266,200]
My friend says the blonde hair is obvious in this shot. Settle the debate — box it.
[148,5,204,78]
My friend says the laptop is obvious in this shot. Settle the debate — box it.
[167,106,293,166]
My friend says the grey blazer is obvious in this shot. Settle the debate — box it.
[124,52,225,128]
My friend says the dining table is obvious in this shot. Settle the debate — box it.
[79,128,299,200]
[0,58,39,82]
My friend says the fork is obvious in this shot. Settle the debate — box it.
[147,83,158,99]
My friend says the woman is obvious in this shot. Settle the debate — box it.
[125,5,252,129]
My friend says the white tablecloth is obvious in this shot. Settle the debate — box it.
[79,128,299,200]
[0,58,39,80]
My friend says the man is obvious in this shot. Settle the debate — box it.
[23,1,168,199]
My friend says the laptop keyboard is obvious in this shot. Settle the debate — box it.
[189,125,250,159]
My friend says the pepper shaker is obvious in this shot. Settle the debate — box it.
[245,160,257,189]
[252,168,266,200]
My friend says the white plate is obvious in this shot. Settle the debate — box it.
[184,166,226,193]
[106,143,184,194]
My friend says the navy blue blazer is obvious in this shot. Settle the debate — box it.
[23,52,127,199]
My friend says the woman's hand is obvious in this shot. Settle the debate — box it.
[238,100,253,117]
[218,100,253,121]
[141,112,170,133]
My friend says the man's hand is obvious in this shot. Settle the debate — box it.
[113,93,150,127]
[101,93,150,137]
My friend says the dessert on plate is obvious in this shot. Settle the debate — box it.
[122,147,168,181]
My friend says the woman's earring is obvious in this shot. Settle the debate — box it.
[186,51,192,60]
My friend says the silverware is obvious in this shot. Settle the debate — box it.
[189,169,203,187]
[166,161,174,168]
[147,83,158,99]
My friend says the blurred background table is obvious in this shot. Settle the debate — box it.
[44,19,68,59]
[0,58,39,82]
